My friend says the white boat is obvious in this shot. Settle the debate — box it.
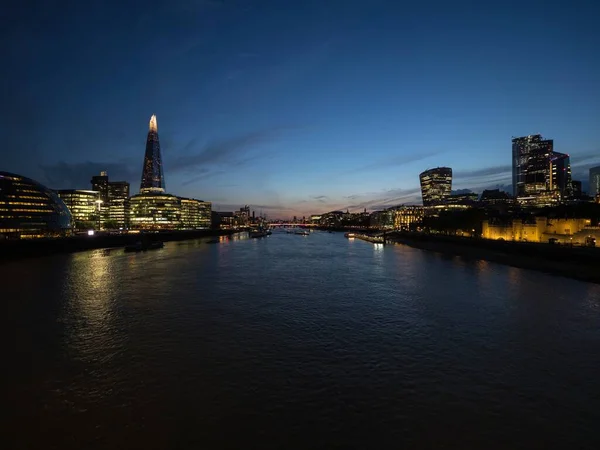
[249,228,268,238]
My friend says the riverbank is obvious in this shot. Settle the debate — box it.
[387,232,600,284]
[347,233,385,244]
[0,229,235,262]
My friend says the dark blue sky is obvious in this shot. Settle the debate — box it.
[2,0,600,217]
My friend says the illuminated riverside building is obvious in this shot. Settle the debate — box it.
[419,167,452,206]
[370,210,395,229]
[57,189,101,226]
[0,172,72,238]
[129,193,181,230]
[370,206,424,230]
[107,181,130,228]
[393,206,424,230]
[511,135,573,206]
[512,135,553,200]
[180,198,212,229]
[128,114,213,230]
[89,172,131,228]
[482,217,599,244]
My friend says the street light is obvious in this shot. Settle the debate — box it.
[95,199,103,230]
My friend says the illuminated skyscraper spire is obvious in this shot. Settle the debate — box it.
[140,114,165,193]
[149,114,157,132]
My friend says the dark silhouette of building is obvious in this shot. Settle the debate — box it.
[140,114,165,193]
[445,192,478,207]
[480,189,512,206]
[549,152,572,199]
[215,211,235,229]
[0,172,72,238]
[419,167,452,206]
[107,181,129,201]
[91,171,109,204]
[571,180,582,198]
[589,166,600,198]
[180,198,212,229]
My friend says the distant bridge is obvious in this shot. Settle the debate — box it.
[268,223,317,228]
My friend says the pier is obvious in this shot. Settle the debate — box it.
[345,232,387,244]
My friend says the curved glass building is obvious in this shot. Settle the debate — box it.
[0,172,72,238]
[419,167,452,206]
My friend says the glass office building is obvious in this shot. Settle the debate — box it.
[512,135,554,199]
[180,198,212,229]
[107,181,130,228]
[549,152,572,199]
[0,172,72,238]
[57,190,101,227]
[419,167,452,206]
[393,206,424,230]
[129,193,181,230]
[512,135,574,205]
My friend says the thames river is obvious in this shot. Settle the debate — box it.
[4,231,600,449]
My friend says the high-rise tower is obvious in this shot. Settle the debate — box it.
[91,171,109,204]
[419,167,452,206]
[512,134,574,205]
[140,115,165,193]
[512,134,553,199]
[589,166,600,198]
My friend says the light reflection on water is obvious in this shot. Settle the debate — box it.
[3,231,600,449]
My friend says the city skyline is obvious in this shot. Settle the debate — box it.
[2,0,600,218]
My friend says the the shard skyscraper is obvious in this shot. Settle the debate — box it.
[140,115,165,193]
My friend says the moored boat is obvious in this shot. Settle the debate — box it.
[124,241,143,252]
[249,228,269,238]
[124,240,164,252]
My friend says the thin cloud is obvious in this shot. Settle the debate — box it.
[39,160,137,189]
[180,169,228,186]
[345,151,442,174]
[453,164,512,191]
[310,195,328,203]
[454,165,512,179]
[171,128,286,173]
[337,187,423,212]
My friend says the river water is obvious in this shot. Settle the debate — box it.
[3,231,600,449]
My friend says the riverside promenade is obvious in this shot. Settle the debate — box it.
[387,232,600,284]
[0,229,235,262]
